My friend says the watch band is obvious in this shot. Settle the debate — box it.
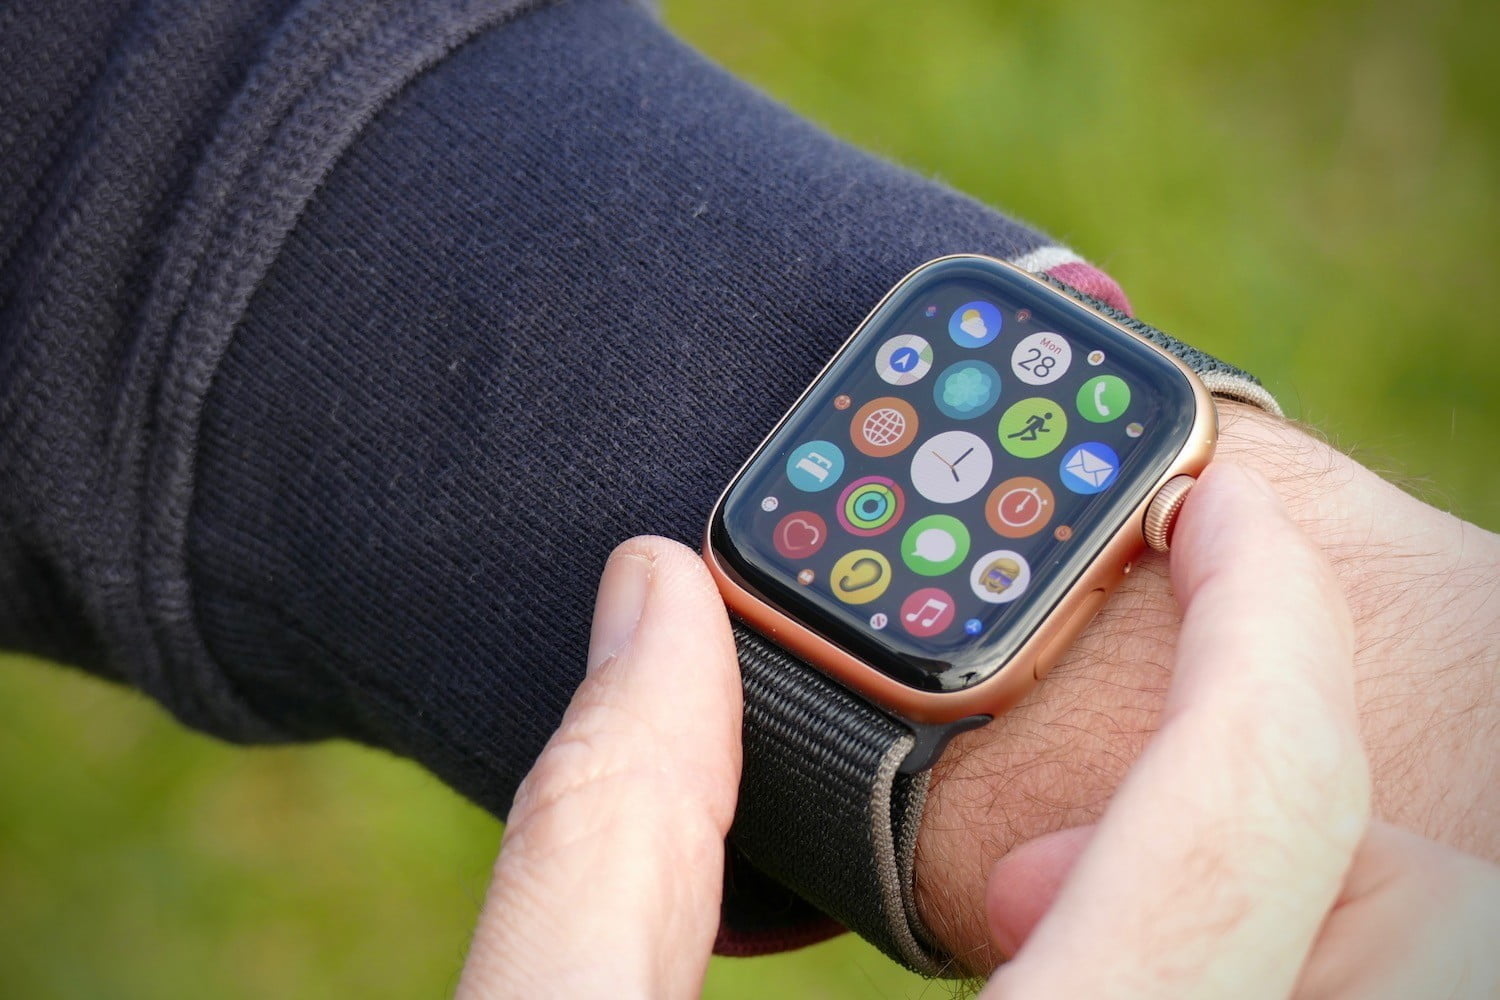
[724,275,1280,976]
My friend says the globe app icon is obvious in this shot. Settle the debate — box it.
[851,397,918,457]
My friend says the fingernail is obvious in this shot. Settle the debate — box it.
[586,552,652,675]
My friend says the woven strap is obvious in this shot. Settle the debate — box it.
[726,281,1278,975]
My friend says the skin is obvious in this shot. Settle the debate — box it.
[916,403,1500,970]
[456,461,1499,998]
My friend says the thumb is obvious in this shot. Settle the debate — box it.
[457,537,743,1000]
[985,826,1094,959]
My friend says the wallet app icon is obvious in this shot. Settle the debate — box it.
[1059,442,1120,495]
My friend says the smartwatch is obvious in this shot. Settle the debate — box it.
[703,254,1278,972]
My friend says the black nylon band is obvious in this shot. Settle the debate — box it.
[725,276,1276,976]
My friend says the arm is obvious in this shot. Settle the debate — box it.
[918,401,1500,967]
[3,0,1493,969]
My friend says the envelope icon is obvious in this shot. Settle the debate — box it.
[1065,447,1116,487]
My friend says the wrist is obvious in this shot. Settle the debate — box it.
[913,401,1500,969]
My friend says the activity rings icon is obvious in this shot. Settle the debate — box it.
[837,476,905,536]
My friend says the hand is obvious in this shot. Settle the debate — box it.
[980,461,1499,997]
[455,538,742,999]
[918,405,1500,969]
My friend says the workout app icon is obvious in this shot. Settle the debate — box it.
[998,397,1068,459]
[986,477,1054,539]
[830,549,892,605]
[1059,442,1120,495]
[933,360,1002,420]
[948,301,1003,348]
[785,440,845,492]
[900,587,956,638]
[851,397,919,457]
[837,476,905,536]
[900,514,971,576]
[1077,375,1130,423]
[875,334,934,385]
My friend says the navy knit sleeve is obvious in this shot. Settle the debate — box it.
[2,0,1078,951]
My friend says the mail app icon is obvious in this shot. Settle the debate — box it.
[1060,442,1120,495]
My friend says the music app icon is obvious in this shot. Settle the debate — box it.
[899,587,956,638]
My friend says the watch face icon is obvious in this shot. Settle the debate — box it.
[948,301,1003,348]
[829,549,892,605]
[785,440,845,492]
[837,476,905,536]
[986,477,1054,538]
[909,430,993,504]
[875,334,933,385]
[772,511,828,560]
[851,397,919,457]
[969,550,1031,604]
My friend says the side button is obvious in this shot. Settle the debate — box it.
[1034,588,1109,681]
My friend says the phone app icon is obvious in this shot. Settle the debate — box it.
[909,430,993,504]
[900,514,971,576]
[933,360,1002,420]
[1010,331,1072,386]
[1059,442,1120,495]
[998,397,1068,459]
[785,440,845,492]
[851,397,919,457]
[900,587,957,638]
[875,334,934,385]
[837,476,905,536]
[948,300,1003,348]
[969,550,1031,604]
[1077,375,1130,423]
[773,511,828,560]
[986,477,1055,538]
[830,549,892,605]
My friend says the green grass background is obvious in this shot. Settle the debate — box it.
[2,0,1496,996]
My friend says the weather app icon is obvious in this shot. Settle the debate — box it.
[948,300,1003,348]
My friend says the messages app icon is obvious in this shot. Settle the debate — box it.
[900,514,971,576]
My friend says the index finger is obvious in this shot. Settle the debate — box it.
[986,462,1371,999]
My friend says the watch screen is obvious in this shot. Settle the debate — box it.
[711,257,1199,692]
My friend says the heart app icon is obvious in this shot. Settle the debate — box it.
[774,511,828,560]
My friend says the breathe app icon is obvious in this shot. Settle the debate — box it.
[948,301,1003,348]
[900,514,971,576]
[1077,375,1130,423]
[933,360,1002,420]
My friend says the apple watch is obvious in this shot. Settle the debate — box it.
[704,255,1279,972]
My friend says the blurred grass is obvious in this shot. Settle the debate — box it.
[2,0,1497,996]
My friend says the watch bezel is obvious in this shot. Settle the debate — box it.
[702,254,1217,724]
